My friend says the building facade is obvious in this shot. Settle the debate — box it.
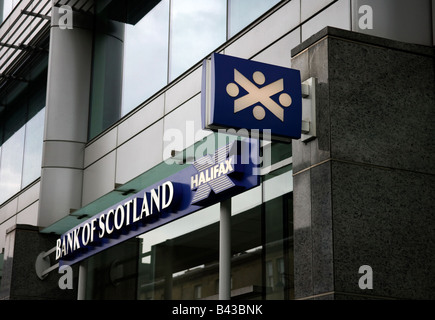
[0,0,434,300]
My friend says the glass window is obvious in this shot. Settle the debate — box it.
[0,98,26,204]
[228,0,281,37]
[122,0,170,116]
[21,108,45,187]
[88,22,124,140]
[84,162,294,300]
[0,63,47,204]
[85,204,220,300]
[169,0,226,81]
[91,0,284,138]
[137,203,220,300]
[84,237,140,300]
[263,194,293,299]
[0,126,25,204]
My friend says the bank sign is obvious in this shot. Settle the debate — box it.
[202,53,302,141]
[56,141,259,266]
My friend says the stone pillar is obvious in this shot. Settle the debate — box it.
[0,225,78,300]
[291,27,435,300]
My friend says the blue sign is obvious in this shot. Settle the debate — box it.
[201,53,302,141]
[56,141,259,267]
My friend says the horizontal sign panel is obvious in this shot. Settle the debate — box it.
[57,141,260,267]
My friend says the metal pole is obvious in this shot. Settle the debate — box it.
[77,261,87,300]
[219,198,232,300]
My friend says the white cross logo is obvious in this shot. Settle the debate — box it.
[226,69,292,121]
[190,143,236,205]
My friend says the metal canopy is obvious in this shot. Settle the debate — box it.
[0,1,52,82]
[0,0,95,113]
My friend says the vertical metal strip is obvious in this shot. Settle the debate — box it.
[219,198,231,300]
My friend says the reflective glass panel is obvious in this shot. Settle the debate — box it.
[137,204,220,300]
[21,107,45,187]
[169,0,226,81]
[89,22,124,140]
[0,59,46,204]
[0,126,25,204]
[84,171,294,300]
[122,0,170,116]
[228,0,281,37]
[263,194,293,299]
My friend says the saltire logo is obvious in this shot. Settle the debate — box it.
[226,69,292,122]
[202,53,302,141]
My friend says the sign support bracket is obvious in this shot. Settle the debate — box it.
[301,77,317,142]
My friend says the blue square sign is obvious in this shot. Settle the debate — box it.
[201,53,302,141]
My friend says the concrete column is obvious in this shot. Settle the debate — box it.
[291,27,435,300]
[37,7,94,228]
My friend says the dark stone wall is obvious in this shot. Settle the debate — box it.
[0,225,78,300]
[291,27,435,300]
